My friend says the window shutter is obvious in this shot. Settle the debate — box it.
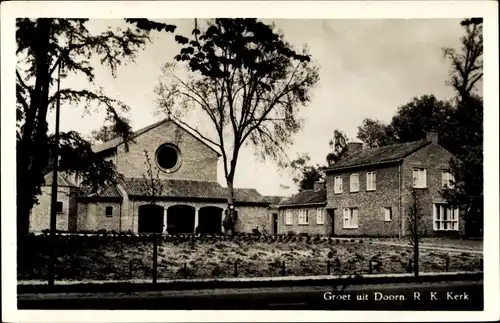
[433,204,437,230]
[352,209,358,227]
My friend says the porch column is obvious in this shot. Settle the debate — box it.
[194,207,199,233]
[163,208,167,234]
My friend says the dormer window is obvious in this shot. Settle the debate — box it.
[155,143,182,173]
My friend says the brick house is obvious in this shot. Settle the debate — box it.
[324,132,462,237]
[277,181,329,235]
[30,118,281,234]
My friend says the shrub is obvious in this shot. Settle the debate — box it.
[286,231,296,237]
[252,228,261,236]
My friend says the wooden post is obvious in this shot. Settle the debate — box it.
[234,261,238,277]
[445,257,450,272]
[369,259,373,274]
[129,260,133,280]
[184,262,187,279]
[152,233,158,284]
[281,261,286,276]
[480,258,483,271]
[326,260,331,275]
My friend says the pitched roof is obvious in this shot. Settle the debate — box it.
[264,195,287,205]
[43,173,78,188]
[279,189,327,207]
[78,184,123,198]
[325,140,431,172]
[91,118,221,156]
[120,178,269,204]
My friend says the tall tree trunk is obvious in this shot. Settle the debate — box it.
[17,19,52,242]
[414,214,419,277]
[224,177,236,235]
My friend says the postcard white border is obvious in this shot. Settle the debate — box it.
[2,1,499,322]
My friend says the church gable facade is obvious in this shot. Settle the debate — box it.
[96,119,220,182]
[30,118,279,235]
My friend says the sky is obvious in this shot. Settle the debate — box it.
[46,18,465,197]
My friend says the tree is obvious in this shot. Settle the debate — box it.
[356,118,395,148]
[406,186,423,277]
[154,19,319,234]
[289,129,348,191]
[326,129,349,166]
[90,124,123,144]
[356,95,456,152]
[15,18,174,238]
[442,18,483,236]
[141,149,166,284]
[443,18,483,100]
[289,154,324,191]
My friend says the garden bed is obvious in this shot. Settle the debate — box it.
[17,234,483,281]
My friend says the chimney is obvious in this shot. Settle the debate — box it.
[313,180,325,192]
[426,131,439,144]
[347,142,363,154]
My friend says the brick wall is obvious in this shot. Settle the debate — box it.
[110,120,219,182]
[326,142,458,237]
[326,164,402,237]
[235,205,271,233]
[278,206,331,236]
[401,142,459,236]
[30,186,74,232]
[77,201,122,231]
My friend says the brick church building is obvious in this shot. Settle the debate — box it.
[29,118,280,235]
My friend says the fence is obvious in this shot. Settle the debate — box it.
[17,232,483,284]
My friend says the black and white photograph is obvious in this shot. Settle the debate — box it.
[1,1,499,322]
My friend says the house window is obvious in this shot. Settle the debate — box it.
[442,171,454,189]
[334,176,343,194]
[433,204,459,231]
[316,208,325,225]
[384,207,392,222]
[350,173,359,192]
[366,172,376,191]
[55,201,63,214]
[298,209,309,225]
[285,209,293,225]
[105,206,113,217]
[413,168,427,188]
[343,208,358,229]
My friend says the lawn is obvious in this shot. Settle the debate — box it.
[17,234,483,282]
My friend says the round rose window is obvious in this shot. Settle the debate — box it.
[155,143,182,173]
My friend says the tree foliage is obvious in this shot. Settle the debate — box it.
[326,129,349,166]
[289,129,348,191]
[16,18,165,237]
[289,154,324,191]
[356,95,456,152]
[154,18,319,231]
[440,18,483,235]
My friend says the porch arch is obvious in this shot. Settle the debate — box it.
[138,204,164,233]
[167,204,195,234]
[198,206,223,234]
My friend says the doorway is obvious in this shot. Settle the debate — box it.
[272,213,278,235]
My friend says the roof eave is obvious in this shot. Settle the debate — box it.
[278,201,327,208]
[324,159,403,173]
